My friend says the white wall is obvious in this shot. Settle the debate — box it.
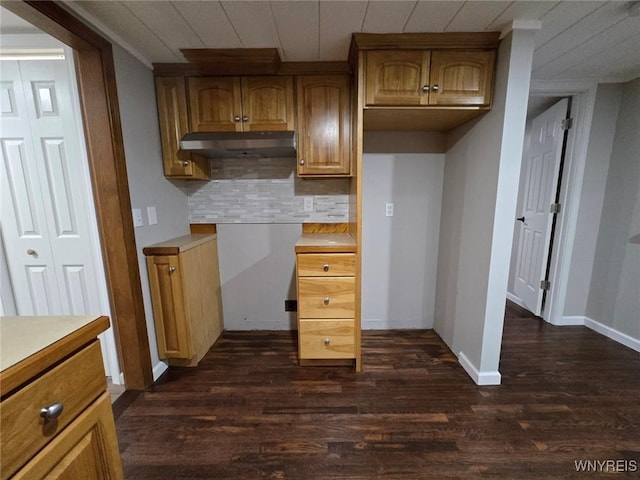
[435,27,537,385]
[112,45,191,380]
[217,224,300,330]
[362,153,444,329]
[586,78,640,340]
[563,85,623,315]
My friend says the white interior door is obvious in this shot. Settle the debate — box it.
[0,48,122,383]
[513,98,569,315]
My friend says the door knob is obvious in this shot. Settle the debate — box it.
[27,249,37,256]
[323,264,330,272]
[242,115,249,122]
[234,115,241,122]
[323,297,330,305]
[40,402,64,420]
[298,159,305,165]
[432,84,440,92]
[422,84,430,93]
[517,216,525,223]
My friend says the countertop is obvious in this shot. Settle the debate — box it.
[0,315,109,396]
[295,233,357,253]
[142,233,217,256]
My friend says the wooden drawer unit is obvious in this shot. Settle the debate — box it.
[1,342,105,479]
[299,319,355,359]
[296,253,356,277]
[296,243,357,366]
[298,277,355,319]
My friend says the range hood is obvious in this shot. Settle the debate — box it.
[180,131,296,159]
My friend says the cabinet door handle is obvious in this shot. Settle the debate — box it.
[324,337,330,346]
[40,402,64,420]
[323,264,330,272]
[298,159,305,165]
[168,266,176,273]
[242,115,249,122]
[422,84,430,93]
[27,248,37,256]
[234,115,241,122]
[182,160,190,166]
[432,84,440,92]
[323,297,330,305]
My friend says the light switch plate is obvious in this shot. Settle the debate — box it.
[385,203,394,217]
[132,208,143,227]
[147,206,157,225]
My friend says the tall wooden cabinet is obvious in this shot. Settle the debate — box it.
[188,76,295,132]
[144,234,224,367]
[296,75,352,176]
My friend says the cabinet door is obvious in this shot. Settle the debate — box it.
[13,393,123,480]
[365,50,430,106]
[188,77,242,132]
[241,76,295,131]
[146,255,191,359]
[155,77,208,179]
[296,75,351,176]
[428,50,495,106]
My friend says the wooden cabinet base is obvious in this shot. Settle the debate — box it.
[299,358,355,367]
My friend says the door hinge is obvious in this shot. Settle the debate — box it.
[561,118,573,130]
[540,280,551,291]
[550,203,561,214]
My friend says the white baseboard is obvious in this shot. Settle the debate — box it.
[458,352,502,386]
[561,316,640,353]
[506,292,525,308]
[362,319,388,330]
[152,360,168,381]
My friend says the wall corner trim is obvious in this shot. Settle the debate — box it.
[152,360,169,381]
[458,352,502,386]
[501,20,542,38]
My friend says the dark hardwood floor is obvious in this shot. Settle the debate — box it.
[115,304,640,479]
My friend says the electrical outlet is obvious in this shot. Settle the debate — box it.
[385,203,394,217]
[147,206,158,225]
[284,300,297,312]
[303,196,314,212]
[132,208,143,227]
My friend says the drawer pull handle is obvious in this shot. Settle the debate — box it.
[40,402,64,420]
[324,337,330,346]
[168,266,176,273]
[323,264,330,272]
[323,297,330,305]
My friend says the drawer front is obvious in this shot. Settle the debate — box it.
[298,277,355,318]
[299,319,355,359]
[297,253,355,277]
[0,341,105,479]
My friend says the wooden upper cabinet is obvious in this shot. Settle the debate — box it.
[365,49,495,107]
[296,75,351,177]
[188,76,294,132]
[365,50,430,106]
[155,76,209,179]
[429,50,495,106]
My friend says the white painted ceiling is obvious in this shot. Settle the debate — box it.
[2,1,640,83]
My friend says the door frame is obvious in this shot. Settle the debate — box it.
[526,81,598,326]
[4,1,153,389]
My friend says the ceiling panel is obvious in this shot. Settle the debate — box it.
[361,1,416,33]
[172,1,242,48]
[534,1,606,47]
[443,1,512,31]
[404,1,463,33]
[271,1,318,61]
[124,1,205,58]
[533,17,640,80]
[74,0,181,62]
[533,1,629,71]
[220,1,280,50]
[319,1,368,61]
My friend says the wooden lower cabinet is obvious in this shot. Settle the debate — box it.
[296,251,357,366]
[144,233,224,367]
[0,317,123,480]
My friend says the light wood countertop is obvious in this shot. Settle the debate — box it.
[142,233,217,256]
[295,233,357,253]
[0,315,109,396]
